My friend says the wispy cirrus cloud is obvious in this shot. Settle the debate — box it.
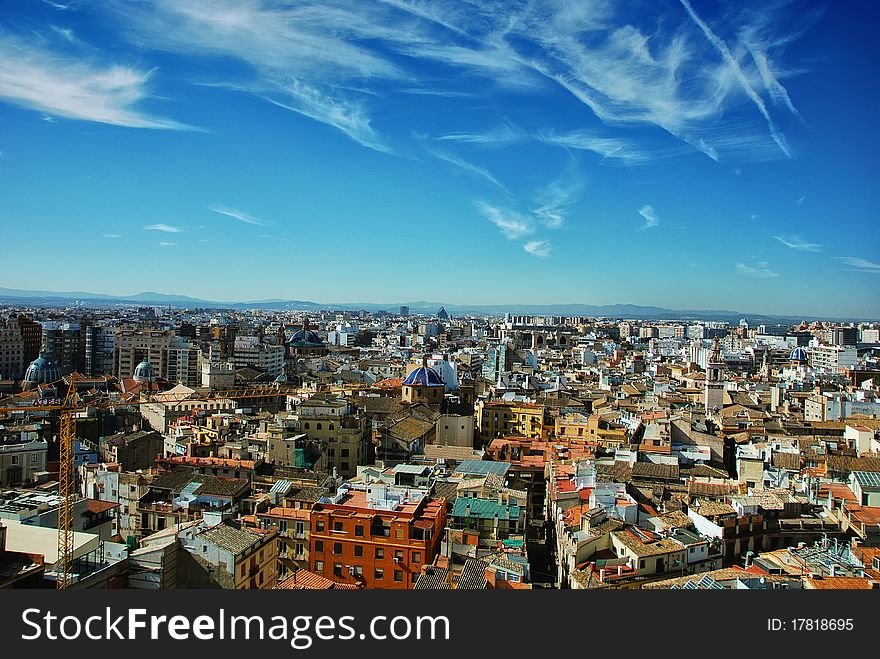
[523,239,552,258]
[835,257,880,274]
[108,0,399,151]
[209,204,270,227]
[158,241,177,247]
[736,261,779,278]
[533,170,583,229]
[678,0,791,158]
[437,121,525,146]
[145,223,184,233]
[96,0,814,163]
[476,202,534,240]
[535,128,654,165]
[102,233,122,239]
[0,30,192,129]
[773,234,822,252]
[429,148,505,190]
[638,205,660,230]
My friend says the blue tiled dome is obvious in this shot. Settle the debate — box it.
[133,359,155,382]
[789,346,808,363]
[24,353,62,385]
[403,366,445,387]
[287,328,323,346]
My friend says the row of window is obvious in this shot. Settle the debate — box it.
[315,520,407,539]
[313,541,421,564]
[302,422,334,431]
[8,453,41,465]
[315,561,413,583]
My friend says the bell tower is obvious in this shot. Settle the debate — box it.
[704,337,725,416]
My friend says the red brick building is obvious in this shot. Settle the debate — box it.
[309,484,446,589]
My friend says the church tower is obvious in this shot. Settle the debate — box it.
[704,337,725,416]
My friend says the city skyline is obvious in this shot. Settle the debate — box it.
[1,1,878,318]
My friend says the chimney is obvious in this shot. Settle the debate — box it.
[617,565,623,576]
[599,568,605,581]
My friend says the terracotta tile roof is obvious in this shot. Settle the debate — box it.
[87,499,118,514]
[805,576,877,590]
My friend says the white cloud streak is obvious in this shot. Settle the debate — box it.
[429,149,505,190]
[835,257,880,274]
[638,205,660,230]
[209,204,270,227]
[679,0,791,158]
[145,223,184,233]
[476,201,534,240]
[773,234,822,252]
[533,171,583,229]
[736,261,779,278]
[523,239,552,258]
[0,30,192,130]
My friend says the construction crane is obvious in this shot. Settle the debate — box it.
[0,378,304,589]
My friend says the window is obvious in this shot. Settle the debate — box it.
[355,525,364,537]
[30,453,39,463]
[354,545,363,557]
[341,448,349,457]
[317,423,322,430]
[279,520,288,533]
[412,552,422,564]
[10,455,18,465]
[374,568,384,580]
[314,540,324,552]
[395,529,404,540]
[333,542,342,555]
[394,571,403,582]
[394,550,404,561]
[334,521,343,531]
[341,462,349,471]
[639,560,646,569]
[333,563,342,577]
[375,547,384,559]
[316,520,325,532]
[304,423,309,430]
[329,423,334,431]
[315,560,324,572]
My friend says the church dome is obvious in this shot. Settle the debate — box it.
[403,366,445,387]
[789,346,808,363]
[23,352,62,385]
[133,359,155,382]
[287,328,323,347]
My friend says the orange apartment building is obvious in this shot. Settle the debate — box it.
[309,483,446,589]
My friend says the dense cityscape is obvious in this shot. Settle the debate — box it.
[1,301,878,590]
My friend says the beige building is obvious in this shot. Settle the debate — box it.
[115,327,175,380]
[435,414,474,447]
[295,395,367,478]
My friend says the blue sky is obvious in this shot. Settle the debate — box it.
[0,0,878,318]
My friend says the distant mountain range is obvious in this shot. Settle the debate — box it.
[0,286,864,323]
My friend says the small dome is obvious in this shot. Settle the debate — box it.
[287,328,323,346]
[789,346,808,363]
[275,372,289,383]
[24,352,62,385]
[133,359,155,382]
[403,366,445,387]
